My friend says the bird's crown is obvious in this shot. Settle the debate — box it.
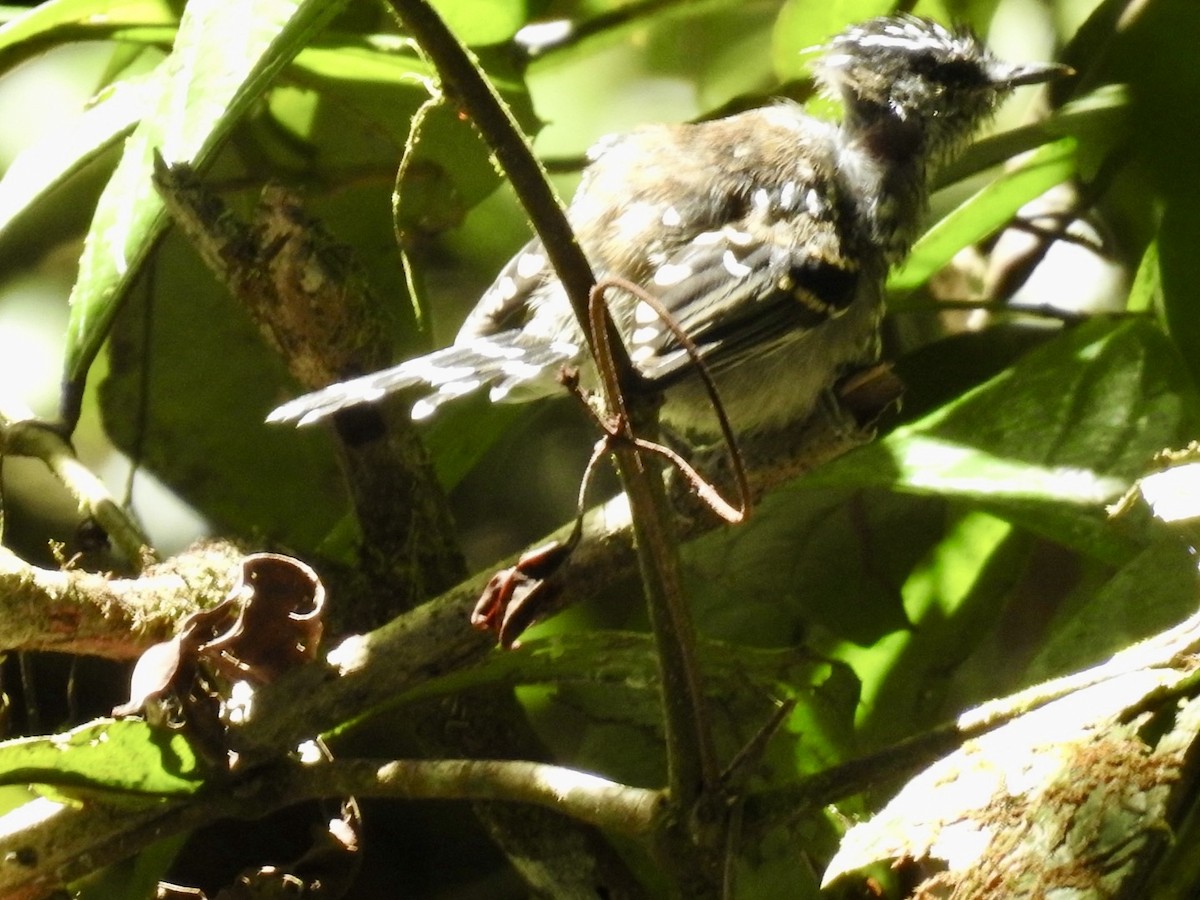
[817,16,1063,131]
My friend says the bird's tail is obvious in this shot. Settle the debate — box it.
[266,333,581,426]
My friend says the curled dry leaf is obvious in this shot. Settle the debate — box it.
[114,553,325,718]
[202,553,325,683]
[471,540,572,648]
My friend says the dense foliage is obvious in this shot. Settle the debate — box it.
[0,0,1198,897]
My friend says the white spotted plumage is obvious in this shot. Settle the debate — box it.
[268,15,1065,437]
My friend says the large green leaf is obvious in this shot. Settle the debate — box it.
[100,237,349,553]
[682,316,1200,750]
[0,74,152,243]
[770,0,894,81]
[0,0,176,74]
[804,318,1200,558]
[834,510,1032,747]
[62,0,349,424]
[1023,536,1200,685]
[0,719,206,796]
[430,0,528,46]
[889,137,1078,297]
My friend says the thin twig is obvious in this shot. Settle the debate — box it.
[380,0,635,383]
[385,0,719,863]
[587,283,720,828]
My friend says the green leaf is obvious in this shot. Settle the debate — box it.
[1024,537,1200,684]
[836,511,1030,746]
[0,74,151,242]
[686,490,941,647]
[430,0,528,46]
[1159,196,1200,389]
[1127,239,1161,316]
[0,0,176,75]
[62,0,349,421]
[513,633,857,785]
[100,239,349,553]
[938,84,1130,188]
[72,834,187,900]
[770,0,894,81]
[806,318,1200,558]
[0,719,207,796]
[285,41,527,216]
[890,137,1078,296]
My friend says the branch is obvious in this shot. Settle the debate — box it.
[10,541,1200,898]
[378,1,720,888]
[0,757,662,895]
[233,399,873,757]
[0,402,154,567]
[586,285,719,809]
[0,401,877,895]
[0,541,242,659]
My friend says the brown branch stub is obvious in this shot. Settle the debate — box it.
[151,155,395,391]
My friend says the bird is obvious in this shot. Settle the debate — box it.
[268,15,1068,439]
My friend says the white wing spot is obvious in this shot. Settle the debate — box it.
[805,188,823,217]
[548,340,580,357]
[694,231,723,246]
[752,188,771,210]
[411,398,437,420]
[661,206,682,227]
[631,345,656,364]
[419,364,476,386]
[631,325,659,345]
[451,378,482,394]
[779,180,797,209]
[654,263,692,286]
[469,340,525,360]
[516,252,546,279]
[722,249,751,278]
[501,359,544,380]
[634,301,657,324]
[497,275,518,300]
[723,228,753,247]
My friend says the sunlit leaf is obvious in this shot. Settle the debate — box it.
[430,0,528,46]
[806,318,1200,557]
[890,137,1078,296]
[0,74,152,242]
[0,0,176,74]
[0,719,207,796]
[771,0,893,81]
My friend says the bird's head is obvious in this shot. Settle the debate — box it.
[817,16,1068,160]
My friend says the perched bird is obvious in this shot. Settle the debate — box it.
[268,15,1067,438]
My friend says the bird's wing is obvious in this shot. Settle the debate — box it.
[626,220,860,384]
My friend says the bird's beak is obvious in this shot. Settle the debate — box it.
[999,60,1075,88]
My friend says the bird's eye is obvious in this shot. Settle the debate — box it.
[923,56,987,87]
[909,51,941,76]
